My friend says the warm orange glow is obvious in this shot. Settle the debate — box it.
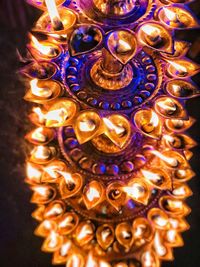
[154,232,167,257]
[31,35,56,56]
[156,99,177,114]
[150,110,159,127]
[142,24,160,38]
[45,108,68,125]
[86,253,97,267]
[31,127,46,142]
[152,150,178,167]
[59,171,75,185]
[86,186,100,202]
[33,185,50,197]
[103,118,125,136]
[26,162,42,182]
[163,8,177,22]
[31,145,51,160]
[30,79,52,98]
[32,107,46,123]
[169,61,187,73]
[79,120,96,132]
[45,0,63,29]
[77,224,93,240]
[142,170,162,184]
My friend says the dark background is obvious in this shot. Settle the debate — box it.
[0,1,200,266]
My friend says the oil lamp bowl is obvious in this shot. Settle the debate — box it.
[158,6,199,30]
[25,127,55,145]
[24,79,63,104]
[165,79,200,99]
[69,24,104,56]
[137,21,174,54]
[165,117,195,132]
[106,29,138,65]
[34,8,77,34]
[20,61,57,80]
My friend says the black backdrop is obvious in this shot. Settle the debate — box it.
[0,1,200,266]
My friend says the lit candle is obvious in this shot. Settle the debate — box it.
[45,0,64,30]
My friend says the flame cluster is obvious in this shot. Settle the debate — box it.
[22,0,200,266]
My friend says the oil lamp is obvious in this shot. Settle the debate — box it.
[22,0,200,266]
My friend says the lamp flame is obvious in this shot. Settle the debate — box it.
[154,232,166,256]
[45,108,68,124]
[123,183,144,200]
[30,79,52,98]
[31,35,56,56]
[152,150,178,167]
[142,170,162,183]
[150,111,159,127]
[163,8,177,22]
[77,225,93,240]
[32,107,46,123]
[31,127,46,142]
[142,25,160,38]
[44,0,63,30]
[86,186,100,202]
[79,120,96,132]
[169,61,187,74]
[103,118,125,136]
[31,145,50,160]
[26,163,42,182]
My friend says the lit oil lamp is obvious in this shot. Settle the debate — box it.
[167,59,200,78]
[115,222,134,250]
[83,181,105,210]
[148,208,169,230]
[32,205,46,221]
[44,200,65,219]
[141,250,159,267]
[173,168,195,182]
[59,171,83,198]
[158,6,199,29]
[171,182,192,199]
[165,79,200,99]
[123,179,150,205]
[28,34,62,60]
[164,229,184,247]
[31,184,56,204]
[75,221,95,246]
[53,238,73,264]
[154,96,187,119]
[25,127,55,145]
[74,111,104,144]
[132,218,153,244]
[164,133,196,150]
[45,98,79,127]
[151,150,188,169]
[66,254,85,267]
[34,6,77,34]
[141,168,172,190]
[42,160,67,183]
[24,78,63,104]
[168,217,189,232]
[96,224,114,250]
[26,162,43,184]
[103,115,131,148]
[161,40,191,59]
[106,182,127,211]
[165,117,195,132]
[159,196,191,216]
[57,212,79,235]
[134,109,162,139]
[30,145,57,164]
[137,22,173,53]
[153,231,173,260]
[42,230,63,252]
[29,107,47,126]
[20,61,57,80]
[34,219,57,237]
